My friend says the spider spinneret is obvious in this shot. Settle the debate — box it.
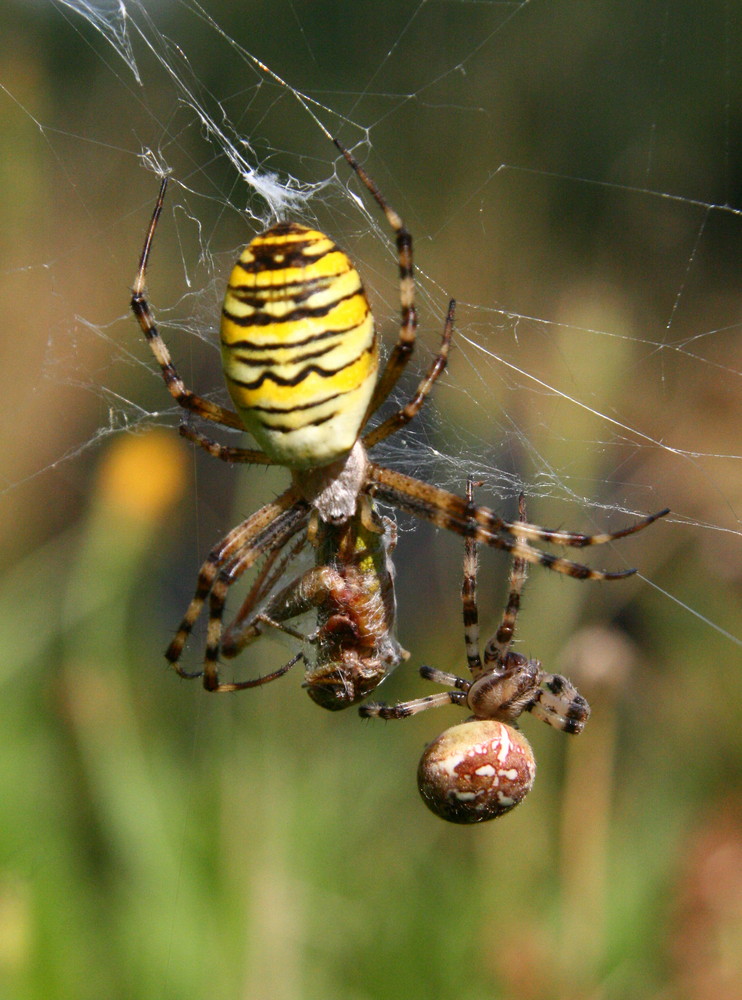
[130,138,668,702]
[361,488,591,823]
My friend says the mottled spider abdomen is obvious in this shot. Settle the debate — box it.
[417,719,536,824]
[221,223,378,469]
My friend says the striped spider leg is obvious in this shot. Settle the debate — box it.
[131,138,667,701]
[361,486,590,823]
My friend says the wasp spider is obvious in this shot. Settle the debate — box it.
[362,485,591,823]
[130,140,668,697]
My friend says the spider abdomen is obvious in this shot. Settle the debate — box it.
[221,222,378,468]
[417,720,536,823]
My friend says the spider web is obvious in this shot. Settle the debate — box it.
[1,0,740,648]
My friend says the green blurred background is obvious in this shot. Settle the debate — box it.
[0,2,740,998]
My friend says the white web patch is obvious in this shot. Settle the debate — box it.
[1,0,740,648]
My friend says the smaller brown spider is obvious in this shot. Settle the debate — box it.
[361,483,590,824]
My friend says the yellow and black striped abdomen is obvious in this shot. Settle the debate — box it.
[221,223,378,469]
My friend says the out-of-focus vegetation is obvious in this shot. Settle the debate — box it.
[0,2,740,999]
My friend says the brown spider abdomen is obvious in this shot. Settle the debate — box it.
[417,720,536,824]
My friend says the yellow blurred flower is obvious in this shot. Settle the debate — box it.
[96,429,188,523]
